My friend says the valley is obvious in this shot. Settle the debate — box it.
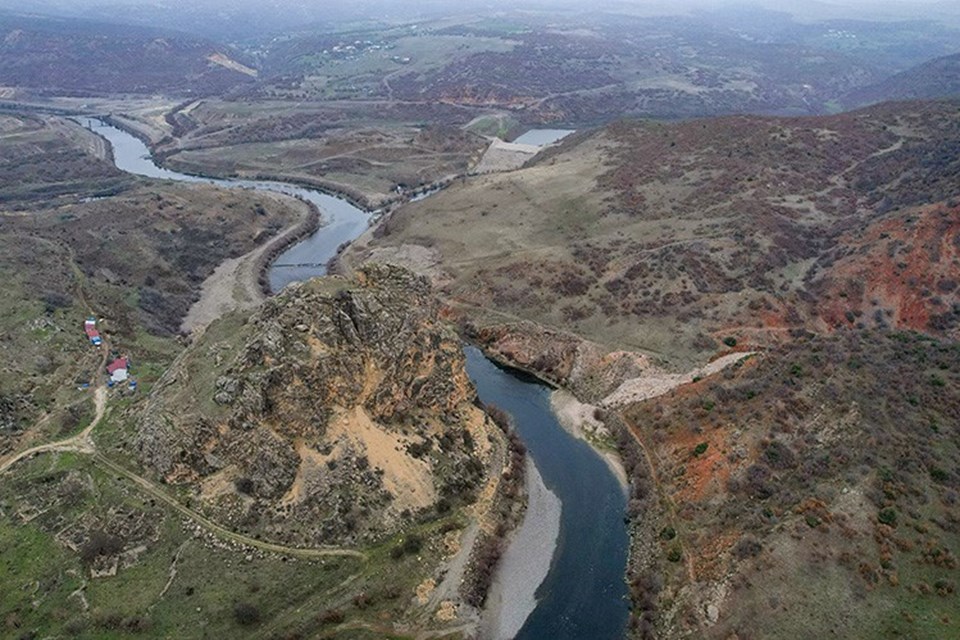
[1,2,959,639]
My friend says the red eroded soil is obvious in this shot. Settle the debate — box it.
[814,203,960,337]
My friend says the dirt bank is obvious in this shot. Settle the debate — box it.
[180,192,317,335]
[550,389,628,490]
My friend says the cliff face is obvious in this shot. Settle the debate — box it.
[137,264,490,546]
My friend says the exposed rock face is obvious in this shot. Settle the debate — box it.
[465,320,663,402]
[468,321,582,385]
[137,265,490,546]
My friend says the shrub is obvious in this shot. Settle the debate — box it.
[659,526,677,540]
[462,534,504,607]
[666,546,683,562]
[79,530,124,565]
[935,579,955,596]
[436,497,451,514]
[763,440,797,469]
[352,592,372,609]
[233,602,260,626]
[234,477,255,495]
[734,536,763,559]
[722,336,738,347]
[317,609,345,625]
[693,442,709,456]
[878,508,898,527]
[406,440,432,458]
[42,290,73,313]
[484,404,512,431]
[391,534,423,559]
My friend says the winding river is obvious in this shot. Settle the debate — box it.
[88,118,629,639]
[81,118,367,292]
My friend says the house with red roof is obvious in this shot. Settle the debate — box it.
[107,357,129,383]
[84,317,102,346]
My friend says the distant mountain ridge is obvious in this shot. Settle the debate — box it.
[843,51,960,108]
[0,12,255,96]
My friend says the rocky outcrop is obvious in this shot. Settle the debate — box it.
[137,264,491,546]
[465,319,662,403]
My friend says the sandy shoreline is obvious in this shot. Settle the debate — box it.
[550,389,629,491]
[180,192,316,335]
[479,459,561,640]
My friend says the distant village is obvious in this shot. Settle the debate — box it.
[320,39,411,65]
[83,317,137,393]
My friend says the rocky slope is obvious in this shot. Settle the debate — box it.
[137,264,492,546]
[343,98,960,639]
[617,331,960,639]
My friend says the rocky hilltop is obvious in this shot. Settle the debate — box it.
[137,264,492,546]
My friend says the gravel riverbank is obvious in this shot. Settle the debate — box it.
[480,459,560,640]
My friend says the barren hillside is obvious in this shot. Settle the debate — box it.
[347,99,960,367]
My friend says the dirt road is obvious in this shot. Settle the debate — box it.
[0,386,104,474]
[0,336,364,560]
[93,453,365,560]
[0,385,364,560]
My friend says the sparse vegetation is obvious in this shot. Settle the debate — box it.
[620,331,960,638]
[3,7,960,639]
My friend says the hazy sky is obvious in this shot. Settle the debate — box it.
[4,0,960,38]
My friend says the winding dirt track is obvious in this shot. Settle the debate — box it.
[92,454,365,560]
[0,386,104,474]
[0,386,365,560]
[0,248,365,560]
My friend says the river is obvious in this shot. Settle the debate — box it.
[466,350,628,639]
[80,118,368,292]
[89,118,629,639]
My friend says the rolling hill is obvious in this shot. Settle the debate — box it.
[346,99,960,368]
[345,96,960,640]
[843,52,960,108]
[0,13,255,96]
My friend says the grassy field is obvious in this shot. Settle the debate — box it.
[150,99,489,207]
[0,451,422,639]
[267,33,517,100]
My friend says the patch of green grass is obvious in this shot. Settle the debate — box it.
[0,454,370,639]
[0,518,84,631]
[466,114,521,140]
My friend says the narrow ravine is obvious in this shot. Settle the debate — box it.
[91,118,630,639]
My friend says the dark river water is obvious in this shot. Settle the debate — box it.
[465,349,629,639]
[91,118,629,639]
